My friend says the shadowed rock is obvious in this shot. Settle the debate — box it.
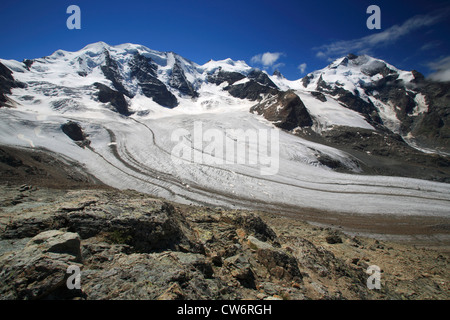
[94,82,131,116]
[251,91,313,130]
[129,53,178,108]
[0,62,25,107]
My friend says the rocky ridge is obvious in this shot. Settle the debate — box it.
[0,184,448,300]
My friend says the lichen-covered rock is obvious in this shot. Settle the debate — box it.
[247,236,302,282]
[0,230,83,300]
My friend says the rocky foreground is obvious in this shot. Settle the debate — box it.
[0,183,448,300]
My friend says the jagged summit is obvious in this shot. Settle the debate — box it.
[272,69,285,78]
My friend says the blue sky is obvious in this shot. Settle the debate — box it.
[1,0,449,80]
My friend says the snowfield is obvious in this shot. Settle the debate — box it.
[0,43,449,218]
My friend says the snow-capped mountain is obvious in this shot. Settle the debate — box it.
[0,42,449,217]
[2,43,447,153]
[297,54,449,153]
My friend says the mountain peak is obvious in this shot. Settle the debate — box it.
[272,69,285,78]
[80,41,111,52]
[202,58,251,74]
[346,53,358,60]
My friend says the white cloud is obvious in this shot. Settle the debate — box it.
[314,9,448,59]
[315,51,326,58]
[427,56,450,82]
[298,63,307,73]
[251,52,284,67]
[420,41,441,51]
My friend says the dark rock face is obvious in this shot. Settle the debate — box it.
[311,91,327,102]
[407,81,450,152]
[94,82,131,116]
[251,91,313,130]
[0,62,25,107]
[23,59,34,71]
[363,68,450,152]
[247,69,278,89]
[361,62,395,78]
[0,146,101,189]
[129,54,178,108]
[100,50,131,98]
[138,77,178,108]
[0,63,15,93]
[129,53,158,79]
[61,202,195,253]
[207,70,246,86]
[411,70,425,82]
[301,74,314,88]
[365,73,416,127]
[316,77,381,125]
[225,80,279,101]
[169,61,198,98]
[208,68,279,101]
[336,89,382,125]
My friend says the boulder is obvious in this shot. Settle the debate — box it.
[247,235,302,282]
[325,233,343,244]
[61,121,86,142]
[27,230,82,261]
[224,254,256,288]
[0,230,83,299]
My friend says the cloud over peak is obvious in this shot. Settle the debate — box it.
[251,52,285,68]
[427,56,450,82]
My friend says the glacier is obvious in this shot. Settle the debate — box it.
[0,42,449,218]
